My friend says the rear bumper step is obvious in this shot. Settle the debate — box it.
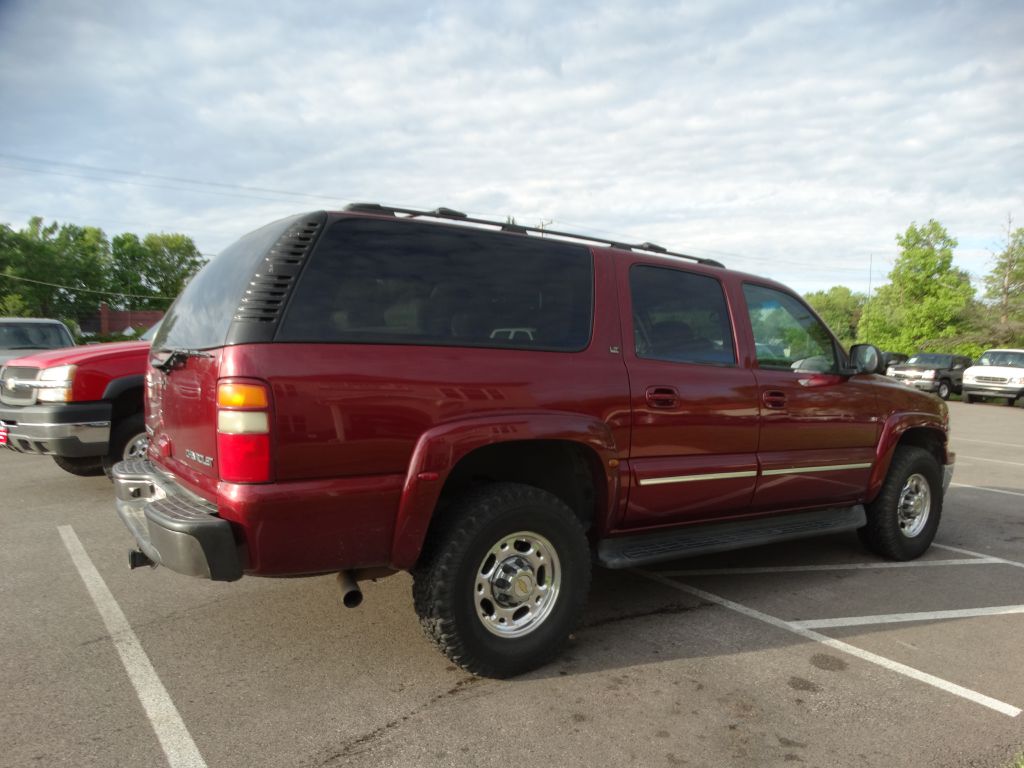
[112,459,243,581]
[597,506,867,569]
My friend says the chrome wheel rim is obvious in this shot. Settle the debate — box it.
[123,432,149,461]
[897,472,931,538]
[475,530,561,638]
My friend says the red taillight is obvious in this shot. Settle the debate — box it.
[217,379,272,483]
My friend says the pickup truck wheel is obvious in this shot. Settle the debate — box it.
[412,482,590,678]
[52,455,105,477]
[859,446,942,561]
[936,380,951,400]
[963,394,975,404]
[102,413,147,478]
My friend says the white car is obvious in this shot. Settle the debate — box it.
[961,349,1024,406]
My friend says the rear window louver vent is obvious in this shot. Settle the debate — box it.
[234,216,325,324]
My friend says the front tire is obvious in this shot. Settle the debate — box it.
[102,413,147,478]
[859,446,942,560]
[413,482,591,678]
[936,380,951,400]
[963,394,975,404]
[52,455,105,477]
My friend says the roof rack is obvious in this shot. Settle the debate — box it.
[343,203,724,268]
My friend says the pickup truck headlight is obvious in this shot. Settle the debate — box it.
[35,365,77,403]
[886,366,896,376]
[920,369,936,380]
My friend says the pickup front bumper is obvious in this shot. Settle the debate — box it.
[112,459,243,581]
[0,401,111,456]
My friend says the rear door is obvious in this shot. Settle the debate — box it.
[739,283,879,511]
[620,261,760,528]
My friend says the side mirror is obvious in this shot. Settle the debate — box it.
[849,344,883,375]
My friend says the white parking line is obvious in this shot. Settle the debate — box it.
[793,605,1024,629]
[955,438,1024,449]
[58,526,208,768]
[957,454,1024,467]
[636,569,1022,718]
[934,543,1024,570]
[661,558,998,577]
[951,483,1024,499]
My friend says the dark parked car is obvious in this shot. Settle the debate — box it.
[111,204,954,677]
[886,353,972,400]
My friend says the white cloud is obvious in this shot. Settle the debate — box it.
[0,0,1021,294]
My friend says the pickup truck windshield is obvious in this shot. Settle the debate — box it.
[0,321,72,350]
[906,354,952,366]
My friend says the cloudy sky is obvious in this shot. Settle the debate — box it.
[1,0,1022,295]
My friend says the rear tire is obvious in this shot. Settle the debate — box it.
[52,455,105,477]
[1007,398,1017,407]
[412,482,591,678]
[102,413,147,478]
[859,446,942,561]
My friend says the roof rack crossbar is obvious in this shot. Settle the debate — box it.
[343,202,724,267]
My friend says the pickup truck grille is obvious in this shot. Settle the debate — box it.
[975,375,1008,384]
[0,366,39,406]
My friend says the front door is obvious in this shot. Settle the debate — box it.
[740,283,880,512]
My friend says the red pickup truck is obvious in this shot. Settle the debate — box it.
[0,329,155,476]
[112,206,954,677]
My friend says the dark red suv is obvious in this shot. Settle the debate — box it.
[113,204,954,677]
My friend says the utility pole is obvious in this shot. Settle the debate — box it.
[867,253,873,299]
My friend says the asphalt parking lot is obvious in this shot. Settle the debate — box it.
[2,399,1023,768]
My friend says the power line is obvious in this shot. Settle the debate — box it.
[0,272,175,301]
[0,162,335,206]
[0,152,344,203]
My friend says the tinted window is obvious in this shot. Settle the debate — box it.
[153,213,308,351]
[743,284,837,373]
[278,219,593,351]
[630,265,735,365]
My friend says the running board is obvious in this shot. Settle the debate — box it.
[597,506,867,569]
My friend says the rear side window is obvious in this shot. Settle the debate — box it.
[153,213,310,351]
[277,219,593,351]
[629,265,736,365]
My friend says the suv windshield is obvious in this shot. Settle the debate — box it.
[152,214,306,351]
[906,354,952,367]
[978,350,1024,368]
[0,321,72,350]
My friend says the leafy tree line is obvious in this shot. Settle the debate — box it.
[0,217,204,335]
[805,218,1024,358]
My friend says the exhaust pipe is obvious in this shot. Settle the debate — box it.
[337,570,363,608]
[128,549,154,569]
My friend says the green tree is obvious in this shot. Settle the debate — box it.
[108,232,204,310]
[858,220,978,354]
[804,285,866,348]
[0,218,112,325]
[982,216,1024,346]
